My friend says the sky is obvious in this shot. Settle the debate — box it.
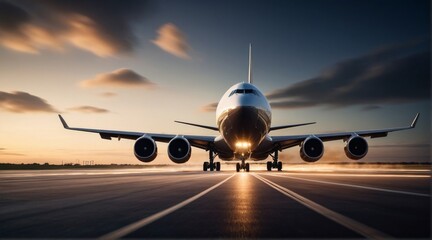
[0,0,430,165]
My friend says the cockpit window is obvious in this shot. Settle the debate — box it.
[229,89,258,97]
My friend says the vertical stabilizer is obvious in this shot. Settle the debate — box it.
[248,44,252,84]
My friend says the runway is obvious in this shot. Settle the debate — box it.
[0,166,430,239]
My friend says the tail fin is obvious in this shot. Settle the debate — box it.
[248,43,252,84]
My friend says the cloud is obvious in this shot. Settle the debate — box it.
[0,148,25,156]
[100,92,117,98]
[152,23,190,59]
[0,152,25,156]
[267,42,430,109]
[80,68,154,88]
[0,91,58,113]
[67,106,109,114]
[0,0,148,56]
[200,102,218,112]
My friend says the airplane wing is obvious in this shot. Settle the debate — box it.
[271,113,420,150]
[58,115,215,150]
[269,122,316,132]
[174,120,218,131]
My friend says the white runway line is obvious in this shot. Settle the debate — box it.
[280,172,430,178]
[0,171,145,178]
[253,173,391,240]
[1,172,226,194]
[99,173,236,240]
[0,169,180,178]
[285,167,430,173]
[261,173,430,197]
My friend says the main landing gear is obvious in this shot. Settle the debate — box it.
[267,150,282,171]
[203,150,220,171]
[236,160,250,172]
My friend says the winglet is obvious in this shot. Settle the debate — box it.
[248,43,252,84]
[58,114,70,129]
[410,113,420,128]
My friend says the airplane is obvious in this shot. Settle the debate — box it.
[59,45,420,172]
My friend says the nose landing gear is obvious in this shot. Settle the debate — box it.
[267,151,282,171]
[236,160,250,172]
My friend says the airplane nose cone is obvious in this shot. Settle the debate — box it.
[220,106,267,152]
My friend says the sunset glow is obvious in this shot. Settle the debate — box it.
[0,0,429,165]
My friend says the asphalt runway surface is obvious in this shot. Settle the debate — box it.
[1,166,430,239]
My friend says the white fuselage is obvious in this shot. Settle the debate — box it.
[216,82,272,160]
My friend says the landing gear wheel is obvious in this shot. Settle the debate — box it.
[236,163,240,172]
[216,162,221,171]
[206,150,221,172]
[267,161,272,171]
[245,163,250,172]
[270,150,282,171]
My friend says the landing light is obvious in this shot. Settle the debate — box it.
[235,141,251,149]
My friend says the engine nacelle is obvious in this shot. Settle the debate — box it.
[300,136,324,162]
[168,136,191,164]
[134,135,157,162]
[344,136,368,160]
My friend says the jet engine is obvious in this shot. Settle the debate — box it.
[168,136,191,163]
[134,135,157,162]
[300,136,324,162]
[344,135,368,160]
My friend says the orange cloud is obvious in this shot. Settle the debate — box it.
[0,1,147,57]
[67,106,109,114]
[63,14,120,57]
[0,14,119,57]
[0,91,58,113]
[80,68,154,88]
[152,23,191,59]
[0,22,62,54]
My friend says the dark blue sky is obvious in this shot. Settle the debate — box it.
[144,0,429,88]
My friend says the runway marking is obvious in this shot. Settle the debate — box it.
[0,169,183,178]
[1,173,229,195]
[284,168,430,173]
[98,173,236,240]
[252,173,391,240]
[261,173,430,197]
[280,172,430,178]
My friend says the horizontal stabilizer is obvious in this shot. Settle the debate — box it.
[270,122,316,132]
[175,121,219,131]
